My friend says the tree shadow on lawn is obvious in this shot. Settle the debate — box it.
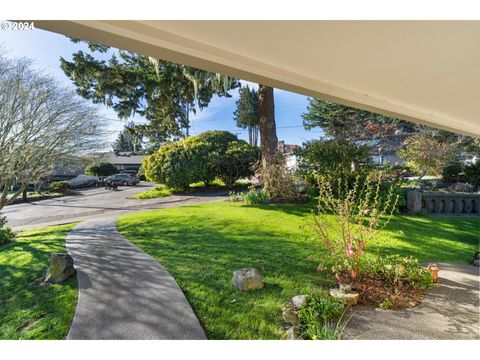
[240,201,317,218]
[118,205,335,339]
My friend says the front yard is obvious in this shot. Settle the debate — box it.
[0,223,78,339]
[116,201,478,339]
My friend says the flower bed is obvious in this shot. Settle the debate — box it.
[347,255,433,309]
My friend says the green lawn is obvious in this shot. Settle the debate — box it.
[131,185,172,199]
[0,223,78,339]
[117,202,478,339]
[131,180,251,200]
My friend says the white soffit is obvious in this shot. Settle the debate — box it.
[35,20,480,137]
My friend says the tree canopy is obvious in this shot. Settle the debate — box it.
[60,40,240,142]
[233,85,259,146]
[302,98,420,153]
[0,54,105,210]
[113,122,144,154]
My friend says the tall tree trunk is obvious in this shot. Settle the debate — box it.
[258,84,278,164]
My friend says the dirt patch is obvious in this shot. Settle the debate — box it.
[352,275,427,309]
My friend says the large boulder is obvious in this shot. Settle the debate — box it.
[232,268,264,291]
[44,253,76,284]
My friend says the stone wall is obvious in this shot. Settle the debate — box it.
[407,190,480,215]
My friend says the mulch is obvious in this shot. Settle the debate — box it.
[352,275,427,309]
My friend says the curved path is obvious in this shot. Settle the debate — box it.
[65,196,226,340]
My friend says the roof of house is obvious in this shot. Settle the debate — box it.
[104,154,147,165]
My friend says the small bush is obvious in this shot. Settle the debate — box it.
[85,162,118,176]
[464,162,480,187]
[0,214,14,246]
[294,139,372,185]
[363,255,433,291]
[442,162,463,183]
[258,154,299,201]
[131,185,172,199]
[297,290,347,340]
[47,181,69,193]
[229,192,242,202]
[312,174,399,282]
[240,188,270,205]
[442,161,479,188]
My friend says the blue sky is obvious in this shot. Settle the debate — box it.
[0,24,323,146]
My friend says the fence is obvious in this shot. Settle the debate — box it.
[407,190,480,215]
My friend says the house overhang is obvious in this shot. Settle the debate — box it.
[35,20,480,138]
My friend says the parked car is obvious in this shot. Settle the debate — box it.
[120,170,140,182]
[105,173,139,186]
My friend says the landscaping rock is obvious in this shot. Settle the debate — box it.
[286,326,300,340]
[282,306,299,325]
[232,268,264,291]
[44,253,75,284]
[339,283,352,292]
[329,289,359,306]
[291,295,307,309]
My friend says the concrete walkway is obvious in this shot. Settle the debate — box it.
[344,263,480,340]
[64,195,227,340]
[67,216,207,339]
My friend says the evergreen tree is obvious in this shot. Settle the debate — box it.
[60,40,239,141]
[233,85,259,146]
[302,98,421,153]
[113,123,144,154]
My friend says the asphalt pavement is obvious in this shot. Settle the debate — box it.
[3,183,226,231]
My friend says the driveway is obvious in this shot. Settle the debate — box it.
[3,183,227,230]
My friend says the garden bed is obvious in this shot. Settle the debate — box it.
[352,275,427,309]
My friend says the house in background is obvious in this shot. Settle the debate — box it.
[277,140,300,171]
[49,165,87,180]
[372,151,404,166]
[104,153,147,172]
[277,141,299,155]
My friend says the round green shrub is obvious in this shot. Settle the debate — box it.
[464,162,480,187]
[442,162,463,184]
[294,140,372,185]
[0,214,14,246]
[143,141,210,190]
[143,131,258,190]
[85,162,118,176]
[47,181,69,193]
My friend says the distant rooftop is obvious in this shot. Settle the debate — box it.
[104,153,146,165]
